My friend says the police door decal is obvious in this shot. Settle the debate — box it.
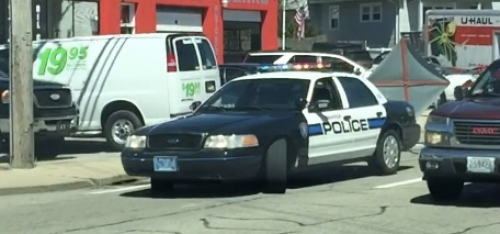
[308,117,385,136]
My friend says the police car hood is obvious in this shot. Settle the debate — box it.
[143,112,295,135]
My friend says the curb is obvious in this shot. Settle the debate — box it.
[0,175,141,196]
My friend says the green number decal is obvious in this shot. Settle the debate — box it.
[182,82,200,97]
[37,45,89,76]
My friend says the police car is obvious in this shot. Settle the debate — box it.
[121,64,420,194]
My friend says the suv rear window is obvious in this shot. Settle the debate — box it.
[243,54,282,64]
[344,51,372,61]
[195,38,217,69]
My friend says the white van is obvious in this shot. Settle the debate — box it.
[0,33,220,150]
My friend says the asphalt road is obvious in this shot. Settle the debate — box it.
[0,150,499,234]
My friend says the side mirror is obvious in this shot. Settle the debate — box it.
[354,68,362,75]
[309,99,330,111]
[295,99,308,111]
[189,101,202,111]
[453,86,470,100]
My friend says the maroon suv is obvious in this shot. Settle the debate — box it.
[419,59,500,201]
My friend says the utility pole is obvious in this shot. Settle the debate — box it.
[9,0,35,168]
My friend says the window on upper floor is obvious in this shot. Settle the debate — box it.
[422,3,455,24]
[329,5,340,29]
[360,2,382,23]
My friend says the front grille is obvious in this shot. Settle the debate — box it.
[148,134,203,150]
[453,121,500,145]
[34,89,72,109]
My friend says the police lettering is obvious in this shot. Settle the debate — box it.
[322,119,368,134]
[461,17,493,25]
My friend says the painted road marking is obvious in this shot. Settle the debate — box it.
[89,184,150,195]
[374,178,422,189]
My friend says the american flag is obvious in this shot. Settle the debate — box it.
[293,1,309,40]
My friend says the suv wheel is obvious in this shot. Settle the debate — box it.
[104,110,143,151]
[427,178,464,201]
[35,136,64,160]
[368,129,401,175]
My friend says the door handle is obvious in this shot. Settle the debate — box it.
[343,115,351,121]
[376,112,383,117]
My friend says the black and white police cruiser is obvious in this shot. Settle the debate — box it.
[121,64,420,194]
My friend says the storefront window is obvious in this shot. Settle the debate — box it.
[120,3,136,34]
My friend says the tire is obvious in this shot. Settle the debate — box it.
[263,138,288,194]
[103,110,143,151]
[427,178,463,201]
[35,136,64,160]
[150,178,174,193]
[368,129,401,175]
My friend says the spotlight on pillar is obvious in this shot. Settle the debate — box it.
[221,0,228,8]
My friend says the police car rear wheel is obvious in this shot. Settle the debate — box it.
[263,139,288,194]
[369,129,401,175]
[150,178,174,193]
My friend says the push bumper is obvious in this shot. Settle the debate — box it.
[419,147,500,182]
[401,123,420,150]
[0,116,78,137]
[121,149,263,182]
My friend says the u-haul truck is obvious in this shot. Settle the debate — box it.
[425,9,500,69]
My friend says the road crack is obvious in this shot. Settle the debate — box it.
[207,205,388,228]
[449,221,500,234]
[200,217,276,232]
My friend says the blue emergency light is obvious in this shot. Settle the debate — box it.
[256,63,332,73]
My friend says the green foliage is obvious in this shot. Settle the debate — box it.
[278,10,318,38]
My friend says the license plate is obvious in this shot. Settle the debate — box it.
[466,157,495,173]
[153,156,178,172]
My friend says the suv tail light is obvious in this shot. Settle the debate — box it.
[166,53,177,72]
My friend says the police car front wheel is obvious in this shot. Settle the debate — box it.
[263,138,288,194]
[368,129,401,175]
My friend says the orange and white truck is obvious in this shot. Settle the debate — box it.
[425,9,500,69]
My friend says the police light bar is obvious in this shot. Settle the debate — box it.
[257,63,332,72]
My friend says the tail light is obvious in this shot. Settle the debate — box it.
[166,53,177,72]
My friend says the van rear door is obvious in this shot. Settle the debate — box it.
[192,36,219,102]
[165,35,202,117]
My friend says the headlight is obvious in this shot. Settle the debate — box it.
[204,134,259,149]
[125,135,147,149]
[426,115,448,125]
[425,131,449,146]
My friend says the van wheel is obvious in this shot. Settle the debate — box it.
[368,129,401,175]
[263,138,288,194]
[104,110,143,151]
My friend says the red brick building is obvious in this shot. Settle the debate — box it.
[99,0,279,63]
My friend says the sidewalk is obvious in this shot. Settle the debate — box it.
[0,153,137,196]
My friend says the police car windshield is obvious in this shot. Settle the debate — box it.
[197,78,310,112]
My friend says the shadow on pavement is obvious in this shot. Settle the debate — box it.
[410,183,500,208]
[52,138,118,155]
[119,165,413,199]
[0,154,76,164]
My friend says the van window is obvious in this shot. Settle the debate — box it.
[175,39,200,71]
[196,38,217,69]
